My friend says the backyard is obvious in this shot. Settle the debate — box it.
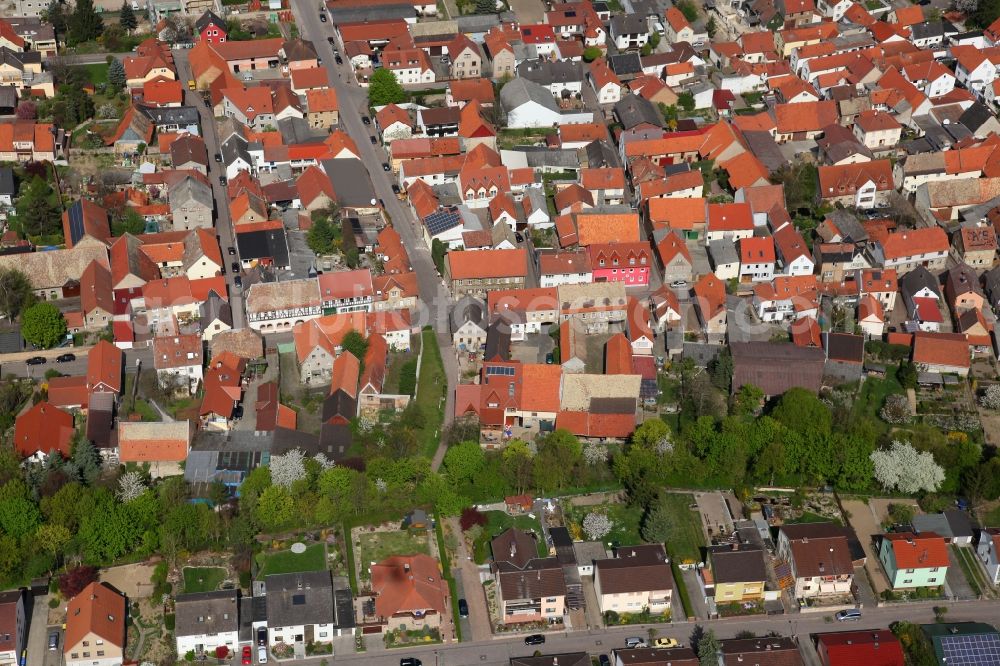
[850,366,902,434]
[472,511,548,564]
[256,543,327,577]
[182,566,227,593]
[356,529,431,576]
[653,494,705,563]
[415,329,446,458]
[563,501,644,550]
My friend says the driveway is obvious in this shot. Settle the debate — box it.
[507,0,544,24]
[25,593,49,666]
[445,517,493,641]
[946,547,977,601]
[841,500,889,595]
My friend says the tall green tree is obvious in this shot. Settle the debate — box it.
[697,630,722,666]
[108,58,126,91]
[67,0,104,46]
[442,441,485,484]
[118,1,137,31]
[770,387,832,439]
[341,330,369,365]
[0,267,35,321]
[21,302,66,349]
[43,1,68,37]
[367,68,407,107]
[15,176,61,240]
[475,0,496,13]
[533,429,582,491]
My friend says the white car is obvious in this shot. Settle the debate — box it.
[257,646,268,663]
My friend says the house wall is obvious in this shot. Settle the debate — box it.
[175,629,239,657]
[299,346,336,385]
[977,538,1000,584]
[172,203,213,231]
[66,631,123,666]
[714,580,765,602]
[878,542,946,588]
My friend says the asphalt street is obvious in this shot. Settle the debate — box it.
[285,0,459,466]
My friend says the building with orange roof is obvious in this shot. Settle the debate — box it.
[705,202,754,242]
[306,88,339,128]
[123,51,176,88]
[324,351,360,425]
[752,275,819,322]
[858,293,885,338]
[87,340,123,395]
[290,66,330,94]
[64,582,125,666]
[580,167,626,203]
[487,287,559,339]
[626,295,654,354]
[573,212,641,246]
[875,226,948,274]
[692,273,727,337]
[738,236,776,283]
[646,197,707,235]
[118,421,192,476]
[319,269,374,314]
[152,334,204,394]
[538,249,593,287]
[773,100,838,141]
[878,532,950,589]
[14,401,74,460]
[47,375,90,411]
[653,229,693,284]
[370,554,449,632]
[910,332,970,375]
[142,78,184,107]
[446,77,495,108]
[198,351,245,430]
[62,198,110,250]
[818,159,894,208]
[255,381,296,432]
[445,248,528,297]
[605,333,633,374]
[558,282,627,333]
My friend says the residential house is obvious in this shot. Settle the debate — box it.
[610,14,649,51]
[445,248,528,297]
[954,225,996,269]
[878,532,949,589]
[118,420,191,477]
[369,555,450,632]
[858,294,885,338]
[0,590,25,666]
[14,401,74,460]
[776,523,854,600]
[492,529,567,625]
[817,160,895,208]
[169,175,214,231]
[654,230,693,284]
[945,262,985,313]
[718,637,804,666]
[448,33,482,79]
[62,199,111,250]
[738,236,776,283]
[64,583,125,666]
[453,302,487,351]
[593,544,674,615]
[912,332,970,376]
[692,273,727,338]
[318,269,374,314]
[976,527,1000,585]
[245,278,321,332]
[307,89,339,129]
[174,591,239,658]
[152,334,204,393]
[170,134,209,174]
[703,544,768,604]
[589,242,652,287]
[873,227,949,274]
[815,630,905,666]
[852,111,902,152]
[265,571,351,646]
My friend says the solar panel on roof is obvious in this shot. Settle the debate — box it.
[485,365,515,376]
[939,633,1000,665]
[425,210,461,235]
[67,201,85,245]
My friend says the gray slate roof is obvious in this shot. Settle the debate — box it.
[500,78,559,114]
[175,590,239,638]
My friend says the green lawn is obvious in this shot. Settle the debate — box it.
[564,502,645,550]
[257,543,327,577]
[76,63,109,85]
[415,329,446,458]
[356,530,430,570]
[656,494,706,564]
[183,567,227,593]
[982,505,1000,526]
[473,511,548,564]
[788,511,841,525]
[851,366,903,433]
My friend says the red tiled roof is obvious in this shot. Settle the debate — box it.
[14,401,74,458]
[884,532,949,568]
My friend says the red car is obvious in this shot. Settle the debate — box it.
[242,646,252,665]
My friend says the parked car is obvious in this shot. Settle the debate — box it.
[242,646,252,665]
[228,246,237,255]
[55,353,76,363]
[257,646,267,664]
[458,598,468,617]
[392,184,401,194]
[670,280,687,288]
[231,262,240,273]
[319,12,327,20]
[599,657,610,666]
[219,176,227,185]
[370,136,377,144]
[257,628,267,646]
[48,633,58,651]
[362,116,371,125]
[383,163,391,172]
[653,638,679,648]
[214,153,222,162]
[234,405,244,420]
[234,275,243,288]
[335,55,343,64]
[327,36,334,43]
[524,635,545,646]
[545,352,554,364]
[625,637,647,649]
[26,356,46,365]
[399,659,421,666]
[835,609,862,622]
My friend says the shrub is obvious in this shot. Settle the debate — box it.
[459,507,487,531]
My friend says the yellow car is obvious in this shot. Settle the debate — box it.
[653,638,680,648]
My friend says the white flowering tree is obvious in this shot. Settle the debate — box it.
[870,440,945,494]
[116,470,146,503]
[270,449,306,488]
[980,384,1000,410]
[582,512,613,541]
[374,478,388,493]
[583,442,608,465]
[880,394,912,424]
[313,453,336,470]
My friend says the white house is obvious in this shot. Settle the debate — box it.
[174,591,240,658]
[593,545,673,615]
[152,334,204,394]
[265,571,349,645]
[500,79,594,128]
[777,525,854,601]
[977,528,1000,585]
[752,276,819,322]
